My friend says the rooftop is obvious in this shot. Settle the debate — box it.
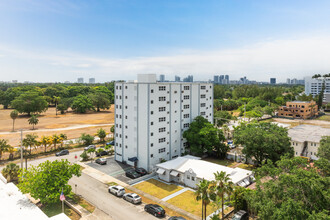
[288,124,330,142]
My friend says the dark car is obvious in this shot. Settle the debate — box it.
[125,170,141,179]
[95,158,107,165]
[96,150,108,157]
[144,204,165,217]
[232,210,248,220]
[106,140,115,146]
[55,149,69,156]
[169,217,186,220]
[135,167,147,176]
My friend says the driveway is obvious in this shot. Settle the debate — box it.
[87,156,134,183]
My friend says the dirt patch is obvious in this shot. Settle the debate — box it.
[273,117,330,128]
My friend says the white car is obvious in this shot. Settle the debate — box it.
[108,185,125,197]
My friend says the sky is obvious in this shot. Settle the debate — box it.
[0,0,330,83]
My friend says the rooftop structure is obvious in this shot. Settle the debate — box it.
[156,156,253,189]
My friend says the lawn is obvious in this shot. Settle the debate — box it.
[70,194,95,213]
[167,190,218,217]
[133,178,183,199]
[40,202,80,220]
[237,163,255,171]
[317,115,330,121]
[202,157,237,167]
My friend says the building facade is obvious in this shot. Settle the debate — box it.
[305,76,330,102]
[77,77,84,83]
[114,74,213,171]
[89,78,95,84]
[278,101,318,119]
[270,78,276,85]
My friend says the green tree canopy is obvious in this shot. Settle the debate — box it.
[71,95,94,113]
[97,128,107,142]
[11,91,48,116]
[315,136,330,176]
[233,122,293,166]
[214,110,233,127]
[18,160,81,204]
[0,139,12,161]
[10,110,19,132]
[28,115,39,130]
[246,156,330,219]
[80,133,94,146]
[88,92,111,112]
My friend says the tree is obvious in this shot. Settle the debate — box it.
[89,92,111,112]
[80,151,89,161]
[11,91,48,116]
[71,95,94,113]
[214,130,229,159]
[110,125,115,133]
[28,115,39,130]
[183,116,224,156]
[10,110,19,132]
[246,156,329,219]
[230,186,250,212]
[0,139,11,161]
[214,111,233,127]
[97,128,107,142]
[40,136,52,153]
[53,96,61,116]
[263,105,275,116]
[18,160,81,204]
[51,134,61,150]
[210,171,234,220]
[87,147,96,161]
[80,133,94,146]
[195,179,211,220]
[59,133,67,148]
[233,122,293,166]
[2,163,20,182]
[7,146,17,160]
[22,134,38,154]
[57,104,68,114]
[315,136,330,176]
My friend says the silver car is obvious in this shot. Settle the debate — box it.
[123,193,142,204]
[108,185,125,197]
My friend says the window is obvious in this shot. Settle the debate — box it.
[183,142,188,147]
[125,125,128,129]
[151,132,153,136]
[184,114,190,118]
[151,154,153,158]
[125,136,127,139]
[201,86,206,89]
[159,117,166,122]
[159,107,166,112]
[125,115,127,119]
[159,148,166,153]
[159,86,166,91]
[183,105,189,109]
[184,123,190,128]
[192,177,195,181]
[201,94,206,98]
[151,100,154,104]
[174,91,177,93]
[159,96,166,101]
[151,143,153,147]
[159,127,166,132]
[201,112,205,115]
[125,86,127,89]
[184,86,190,90]
[159,138,166,143]
[125,106,127,109]
[184,95,189,100]
[125,96,127,99]
[151,89,154,93]
[201,103,206,107]
[151,122,154,125]
[151,111,154,115]
[187,175,190,180]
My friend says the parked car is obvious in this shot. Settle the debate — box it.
[229,144,236,149]
[144,204,166,217]
[123,193,142,204]
[95,158,107,165]
[55,149,69,156]
[108,185,125,197]
[232,210,248,220]
[84,145,96,151]
[135,167,147,176]
[106,140,115,146]
[125,170,141,179]
[96,150,108,157]
[169,217,186,220]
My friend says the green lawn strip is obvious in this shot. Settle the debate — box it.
[133,178,183,199]
[202,157,237,167]
[40,202,80,220]
[70,194,95,213]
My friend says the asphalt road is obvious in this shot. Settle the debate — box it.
[69,173,159,220]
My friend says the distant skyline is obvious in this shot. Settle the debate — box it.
[0,0,330,83]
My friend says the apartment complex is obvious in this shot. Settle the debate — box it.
[288,125,330,160]
[278,101,318,119]
[114,74,213,171]
[305,76,330,101]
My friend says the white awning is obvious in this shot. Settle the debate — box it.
[170,170,179,176]
[156,168,166,175]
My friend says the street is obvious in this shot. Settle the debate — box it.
[69,173,159,220]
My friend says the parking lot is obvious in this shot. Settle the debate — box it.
[87,156,135,183]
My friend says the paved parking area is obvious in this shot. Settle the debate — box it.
[86,156,135,183]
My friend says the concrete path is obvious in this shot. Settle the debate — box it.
[161,188,190,201]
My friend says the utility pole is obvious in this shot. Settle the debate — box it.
[20,129,23,170]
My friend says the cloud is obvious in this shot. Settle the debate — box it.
[1,35,330,82]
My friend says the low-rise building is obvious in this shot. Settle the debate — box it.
[288,125,330,160]
[278,101,318,119]
[155,156,253,189]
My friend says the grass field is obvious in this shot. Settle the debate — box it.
[40,202,80,220]
[167,190,218,217]
[133,178,183,199]
[202,157,238,167]
[317,115,330,121]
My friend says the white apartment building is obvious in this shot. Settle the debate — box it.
[305,77,330,102]
[114,74,213,171]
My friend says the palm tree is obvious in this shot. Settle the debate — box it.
[0,139,11,162]
[7,146,17,160]
[1,163,20,182]
[211,171,234,220]
[22,134,38,154]
[28,115,39,130]
[40,135,51,153]
[59,133,67,148]
[10,110,19,132]
[51,134,61,150]
[53,96,61,116]
[195,179,211,220]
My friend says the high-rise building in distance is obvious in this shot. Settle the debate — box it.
[89,78,95,84]
[270,78,276,85]
[77,78,84,83]
[183,75,193,82]
[159,74,165,82]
